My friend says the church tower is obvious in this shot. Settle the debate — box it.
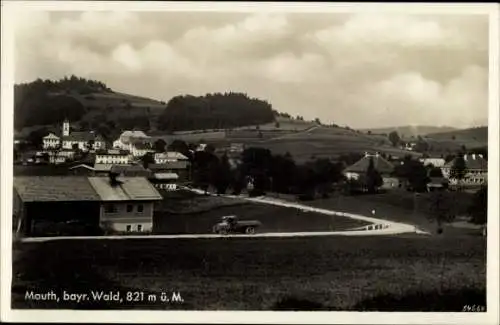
[62,119,70,137]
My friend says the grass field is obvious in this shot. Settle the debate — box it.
[153,190,369,234]
[11,234,486,311]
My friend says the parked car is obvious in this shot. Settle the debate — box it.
[212,215,262,235]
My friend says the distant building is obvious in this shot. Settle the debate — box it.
[149,172,179,191]
[42,119,106,151]
[13,175,162,236]
[419,157,446,168]
[95,149,130,165]
[154,152,189,164]
[113,130,154,157]
[441,154,487,187]
[343,152,398,190]
[148,161,190,182]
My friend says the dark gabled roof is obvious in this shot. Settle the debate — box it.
[444,155,487,170]
[14,176,101,202]
[343,154,394,174]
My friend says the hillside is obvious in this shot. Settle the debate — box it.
[423,126,488,153]
[14,76,277,141]
[360,125,458,139]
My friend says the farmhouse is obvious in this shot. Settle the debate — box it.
[154,151,189,164]
[88,175,162,233]
[343,152,398,189]
[441,154,487,187]
[13,175,162,236]
[149,172,179,191]
[148,161,190,182]
[42,119,106,151]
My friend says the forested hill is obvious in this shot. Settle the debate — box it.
[14,76,277,137]
[157,93,275,132]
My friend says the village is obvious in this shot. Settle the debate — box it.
[12,117,488,238]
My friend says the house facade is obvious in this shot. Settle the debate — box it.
[13,175,162,236]
[95,149,130,164]
[441,154,487,187]
[88,176,162,233]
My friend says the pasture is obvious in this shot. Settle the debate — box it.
[154,190,369,234]
[11,234,486,310]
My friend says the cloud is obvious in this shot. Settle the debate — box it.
[13,10,489,128]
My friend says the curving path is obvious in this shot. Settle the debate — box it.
[186,188,430,236]
[18,189,430,243]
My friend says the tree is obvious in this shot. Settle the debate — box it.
[167,139,191,159]
[141,152,155,169]
[275,121,280,128]
[153,139,167,153]
[212,153,232,195]
[449,155,467,190]
[365,157,383,193]
[468,185,487,225]
[314,118,321,125]
[388,131,401,147]
[428,191,455,234]
[392,156,429,192]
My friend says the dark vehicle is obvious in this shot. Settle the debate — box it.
[212,215,262,235]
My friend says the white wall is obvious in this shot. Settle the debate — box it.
[99,202,154,233]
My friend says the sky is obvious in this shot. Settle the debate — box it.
[13,10,490,129]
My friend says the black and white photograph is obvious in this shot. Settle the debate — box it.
[1,1,499,324]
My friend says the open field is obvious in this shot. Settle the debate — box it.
[12,234,486,310]
[154,190,369,234]
[297,191,479,236]
[154,203,369,234]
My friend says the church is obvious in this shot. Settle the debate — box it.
[42,119,106,151]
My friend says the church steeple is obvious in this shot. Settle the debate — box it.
[62,118,70,137]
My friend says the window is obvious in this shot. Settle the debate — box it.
[137,204,144,213]
[104,204,117,213]
[126,225,132,232]
[126,204,133,212]
[137,225,142,232]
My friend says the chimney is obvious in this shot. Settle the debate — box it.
[109,171,121,186]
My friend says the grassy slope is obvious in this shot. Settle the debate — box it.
[12,234,486,310]
[424,127,488,152]
[360,125,458,138]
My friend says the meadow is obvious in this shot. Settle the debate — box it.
[12,234,486,311]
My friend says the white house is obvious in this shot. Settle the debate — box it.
[87,175,162,233]
[113,130,149,149]
[42,133,60,149]
[154,152,189,164]
[441,154,487,187]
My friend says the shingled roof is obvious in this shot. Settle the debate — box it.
[343,154,395,174]
[87,177,162,201]
[14,176,101,202]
